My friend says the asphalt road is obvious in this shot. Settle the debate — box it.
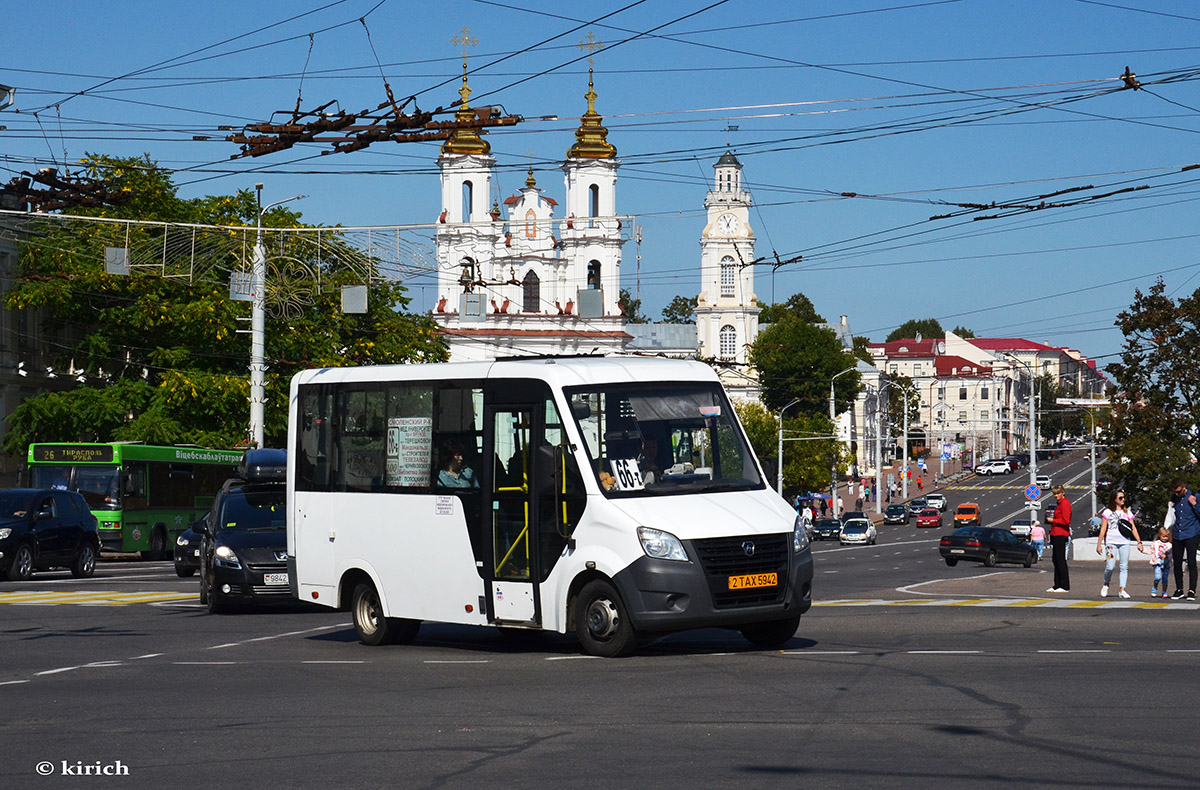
[2,452,1194,790]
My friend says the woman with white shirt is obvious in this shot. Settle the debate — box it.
[1096,490,1144,598]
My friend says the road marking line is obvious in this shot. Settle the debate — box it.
[546,655,600,661]
[1066,601,1107,608]
[908,650,980,654]
[174,661,237,665]
[424,660,491,664]
[781,650,860,655]
[1038,649,1110,653]
[302,660,366,664]
[0,680,30,686]
[1003,599,1054,607]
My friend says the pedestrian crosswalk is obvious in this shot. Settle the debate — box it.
[0,590,195,606]
[815,597,1192,610]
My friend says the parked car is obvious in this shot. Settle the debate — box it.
[975,460,1012,476]
[199,449,289,614]
[173,520,203,577]
[839,518,877,546]
[907,497,929,515]
[1035,474,1051,490]
[813,518,843,541]
[1003,455,1024,470]
[925,493,947,512]
[0,489,99,581]
[954,503,982,526]
[883,504,909,525]
[916,508,943,529]
[940,526,1037,568]
[1009,518,1033,540]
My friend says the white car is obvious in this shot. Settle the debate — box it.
[1009,518,1033,539]
[1035,474,1051,490]
[975,460,1012,476]
[840,518,877,545]
[925,493,947,512]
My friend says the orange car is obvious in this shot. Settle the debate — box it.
[954,503,982,526]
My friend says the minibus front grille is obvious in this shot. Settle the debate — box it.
[692,534,789,609]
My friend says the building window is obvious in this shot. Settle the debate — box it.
[524,209,537,238]
[980,387,989,400]
[461,180,473,222]
[720,256,736,297]
[719,325,737,360]
[981,410,989,421]
[888,364,898,374]
[588,183,600,227]
[522,270,540,312]
[587,260,601,290]
[959,386,967,400]
[938,385,945,401]
[959,411,968,423]
[913,364,923,376]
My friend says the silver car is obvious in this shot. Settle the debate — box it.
[840,518,877,546]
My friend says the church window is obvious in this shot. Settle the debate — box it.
[522,270,540,313]
[720,256,736,297]
[719,325,737,360]
[587,260,602,290]
[588,184,600,228]
[525,209,537,238]
[461,180,473,222]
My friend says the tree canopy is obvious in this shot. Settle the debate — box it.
[749,314,861,416]
[886,318,943,343]
[757,293,823,325]
[1104,278,1200,518]
[3,153,447,454]
[618,288,649,323]
[661,295,697,324]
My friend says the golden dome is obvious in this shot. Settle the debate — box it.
[441,64,491,156]
[566,68,616,159]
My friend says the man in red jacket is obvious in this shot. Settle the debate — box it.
[1047,485,1073,592]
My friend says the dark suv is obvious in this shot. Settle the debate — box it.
[199,449,289,613]
[0,489,99,581]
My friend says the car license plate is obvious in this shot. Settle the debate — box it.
[263,573,288,586]
[950,549,965,554]
[193,549,200,557]
[728,572,777,590]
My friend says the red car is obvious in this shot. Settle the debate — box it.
[916,508,943,528]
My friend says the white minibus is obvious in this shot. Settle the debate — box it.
[287,357,813,657]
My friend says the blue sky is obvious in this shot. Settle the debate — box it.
[4,0,1200,367]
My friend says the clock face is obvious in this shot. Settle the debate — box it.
[715,213,740,235]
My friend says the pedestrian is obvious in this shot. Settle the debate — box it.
[917,475,923,491]
[1096,490,1143,599]
[1168,478,1200,601]
[1150,525,1173,599]
[855,496,864,511]
[1047,484,1073,592]
[1030,519,1046,559]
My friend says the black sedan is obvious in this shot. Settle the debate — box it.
[939,527,1036,568]
[907,497,928,516]
[173,520,203,577]
[0,488,99,581]
[812,518,843,540]
[883,504,909,525]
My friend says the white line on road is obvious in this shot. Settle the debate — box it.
[907,650,981,654]
[545,655,600,661]
[424,660,491,664]
[1037,649,1110,653]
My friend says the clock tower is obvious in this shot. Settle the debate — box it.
[696,150,759,378]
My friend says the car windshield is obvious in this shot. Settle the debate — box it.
[567,382,762,498]
[920,509,938,516]
[956,506,976,515]
[843,521,869,532]
[887,505,904,513]
[0,492,33,518]
[216,488,286,531]
[817,520,840,527]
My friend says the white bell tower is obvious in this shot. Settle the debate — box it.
[696,150,758,369]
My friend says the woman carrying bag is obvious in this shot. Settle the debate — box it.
[1096,490,1144,598]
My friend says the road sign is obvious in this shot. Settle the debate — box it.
[1025,483,1041,500]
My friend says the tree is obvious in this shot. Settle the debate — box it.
[3,153,448,454]
[618,288,649,323]
[852,335,873,364]
[1104,278,1200,517]
[749,315,861,416]
[734,400,843,496]
[886,318,943,343]
[951,325,976,338]
[661,295,697,324]
[757,292,823,325]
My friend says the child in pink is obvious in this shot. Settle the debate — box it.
[1030,520,1046,559]
[1151,526,1173,598]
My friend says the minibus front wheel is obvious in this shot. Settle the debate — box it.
[351,581,420,647]
[575,579,637,658]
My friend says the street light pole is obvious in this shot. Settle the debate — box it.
[250,185,306,448]
[776,397,801,496]
[829,366,857,518]
[1004,354,1037,489]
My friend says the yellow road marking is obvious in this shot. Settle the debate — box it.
[0,591,194,606]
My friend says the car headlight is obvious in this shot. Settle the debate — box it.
[793,516,810,552]
[637,527,688,561]
[214,544,241,568]
[0,528,10,540]
[176,535,190,546]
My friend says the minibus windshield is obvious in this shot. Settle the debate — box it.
[565,382,763,497]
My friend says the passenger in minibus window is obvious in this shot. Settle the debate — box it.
[437,441,477,488]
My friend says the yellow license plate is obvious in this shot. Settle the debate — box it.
[728,572,778,590]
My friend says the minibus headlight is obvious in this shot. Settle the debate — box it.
[637,527,688,561]
[0,528,10,540]
[793,517,810,553]
[214,544,241,568]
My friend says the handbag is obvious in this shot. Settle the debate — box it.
[1117,518,1135,540]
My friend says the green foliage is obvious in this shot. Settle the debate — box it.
[618,288,649,323]
[734,400,843,495]
[749,314,861,416]
[951,325,975,338]
[757,293,823,325]
[661,295,697,324]
[3,154,448,455]
[1105,278,1200,515]
[852,335,872,364]
[886,318,943,343]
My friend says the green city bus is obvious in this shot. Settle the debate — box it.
[26,443,242,558]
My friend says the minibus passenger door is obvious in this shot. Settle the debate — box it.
[486,406,540,625]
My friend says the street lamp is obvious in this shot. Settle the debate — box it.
[250,184,306,448]
[776,397,801,496]
[1002,353,1037,490]
[829,366,858,518]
